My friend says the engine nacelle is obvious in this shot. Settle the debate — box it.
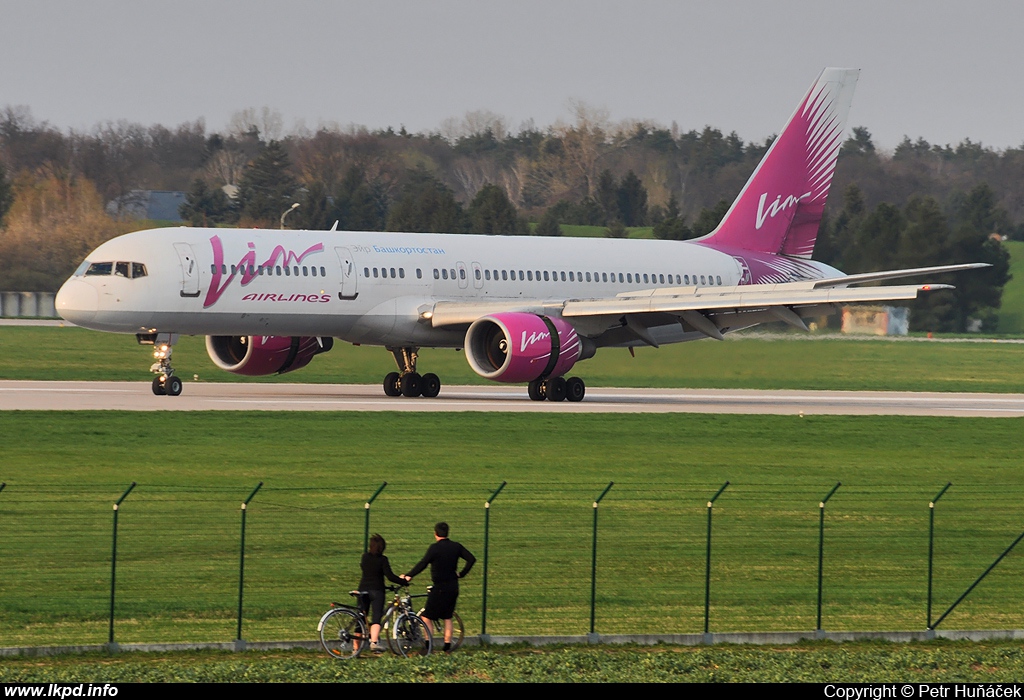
[206,335,333,376]
[465,312,584,383]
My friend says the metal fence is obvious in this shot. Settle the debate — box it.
[1,479,1022,648]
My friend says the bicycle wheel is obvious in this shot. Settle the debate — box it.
[392,613,432,657]
[381,607,399,655]
[418,608,464,651]
[318,608,367,659]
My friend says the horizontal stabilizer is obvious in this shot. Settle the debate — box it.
[811,263,990,289]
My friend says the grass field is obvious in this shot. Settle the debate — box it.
[3,325,1024,392]
[4,642,1024,682]
[1,411,1022,649]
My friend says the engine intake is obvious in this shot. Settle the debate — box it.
[465,312,585,383]
[206,335,333,376]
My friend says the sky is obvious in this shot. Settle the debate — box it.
[1,0,1021,151]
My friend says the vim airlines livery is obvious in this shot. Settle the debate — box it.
[56,69,984,401]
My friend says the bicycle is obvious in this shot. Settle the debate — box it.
[318,584,432,659]
[395,585,464,651]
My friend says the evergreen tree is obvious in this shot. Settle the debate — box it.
[616,170,648,226]
[297,181,336,230]
[336,166,386,231]
[596,169,617,225]
[179,178,233,227]
[236,140,299,227]
[652,193,692,240]
[466,183,528,234]
[534,207,562,236]
[691,199,730,238]
[386,168,466,233]
[0,163,12,229]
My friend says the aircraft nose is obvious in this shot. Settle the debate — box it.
[55,278,98,325]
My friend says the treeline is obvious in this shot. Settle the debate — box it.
[0,106,1018,331]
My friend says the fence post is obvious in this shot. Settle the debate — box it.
[363,482,387,552]
[703,481,729,643]
[589,481,614,642]
[816,482,841,637]
[927,482,952,632]
[108,481,136,649]
[236,481,263,648]
[480,480,507,643]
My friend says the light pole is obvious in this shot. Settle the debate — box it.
[280,202,300,229]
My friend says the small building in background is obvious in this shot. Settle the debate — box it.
[106,190,186,222]
[841,305,910,336]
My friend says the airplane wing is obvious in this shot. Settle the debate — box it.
[430,262,988,343]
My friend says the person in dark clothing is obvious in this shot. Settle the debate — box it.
[402,522,475,651]
[360,533,406,652]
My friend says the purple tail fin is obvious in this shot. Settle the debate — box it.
[698,68,859,259]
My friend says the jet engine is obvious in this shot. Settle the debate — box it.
[205,335,333,376]
[465,312,588,383]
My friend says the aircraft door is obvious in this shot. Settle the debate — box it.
[173,242,201,298]
[471,262,484,289]
[335,247,359,300]
[456,261,469,289]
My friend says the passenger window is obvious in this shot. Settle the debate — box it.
[417,269,422,279]
[293,266,299,276]
[643,274,649,283]
[451,268,456,279]
[700,275,706,285]
[459,268,466,280]
[391,267,396,278]
[373,268,379,278]
[364,267,370,277]
[442,269,448,280]
[585,272,591,282]
[132,263,147,278]
[500,270,506,281]
[484,270,490,280]
[210,264,217,274]
[618,273,623,283]
[311,266,317,277]
[569,272,575,281]
[716,275,722,285]
[542,271,548,281]
[302,266,308,276]
[399,268,405,279]
[627,273,632,283]
[561,271,566,281]
[276,266,282,275]
[433,268,439,279]
[320,267,326,277]
[527,271,533,281]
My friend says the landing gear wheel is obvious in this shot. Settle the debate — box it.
[528,380,545,401]
[151,377,166,396]
[421,373,441,398]
[545,377,567,402]
[566,377,586,402]
[165,375,183,397]
[400,372,422,397]
[384,372,401,397]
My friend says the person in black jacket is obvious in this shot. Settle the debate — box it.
[402,522,475,651]
[360,533,406,652]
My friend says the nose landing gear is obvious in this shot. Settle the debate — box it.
[142,333,182,396]
[383,347,441,398]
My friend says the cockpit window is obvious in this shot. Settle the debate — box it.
[85,262,113,276]
[74,261,90,276]
[115,262,130,277]
[132,263,147,278]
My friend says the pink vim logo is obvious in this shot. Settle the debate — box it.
[203,235,324,308]
[755,192,809,230]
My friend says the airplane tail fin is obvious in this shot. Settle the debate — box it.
[698,68,859,259]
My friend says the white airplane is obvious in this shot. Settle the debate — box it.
[56,68,984,400]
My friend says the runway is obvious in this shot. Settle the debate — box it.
[2,380,1023,416]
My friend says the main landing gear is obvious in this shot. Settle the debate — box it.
[528,376,586,402]
[383,347,441,399]
[145,333,183,396]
